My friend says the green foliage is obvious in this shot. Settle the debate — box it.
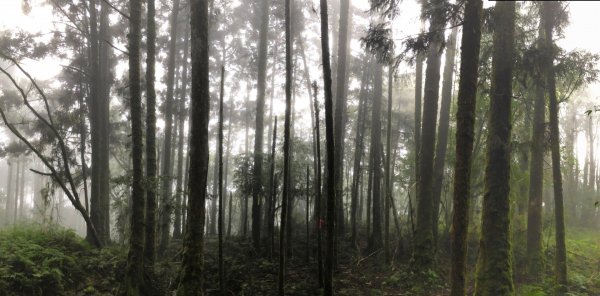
[0,226,126,296]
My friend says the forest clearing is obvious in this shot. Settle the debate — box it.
[1,0,600,295]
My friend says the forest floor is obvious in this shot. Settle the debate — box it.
[1,225,600,295]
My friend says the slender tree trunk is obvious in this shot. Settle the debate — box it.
[589,116,595,191]
[526,27,546,278]
[449,1,483,294]
[278,0,292,293]
[431,27,457,243]
[5,160,14,225]
[88,0,111,245]
[159,0,181,255]
[252,0,270,253]
[174,20,190,240]
[13,160,20,225]
[306,166,310,263]
[319,0,336,293]
[227,191,232,237]
[122,0,145,292]
[474,2,516,294]
[351,62,369,245]
[268,117,278,259]
[176,0,209,294]
[414,0,447,268]
[144,0,158,265]
[542,2,568,292]
[384,65,393,261]
[333,0,351,238]
[218,66,225,296]
[366,64,383,255]
[312,82,324,287]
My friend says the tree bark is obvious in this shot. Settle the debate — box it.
[159,0,181,255]
[366,63,383,255]
[526,27,546,278]
[278,0,292,293]
[88,0,111,246]
[431,27,457,243]
[312,82,324,287]
[333,0,351,237]
[474,1,516,294]
[176,0,209,293]
[252,0,270,252]
[413,0,447,268]
[122,0,145,292]
[174,19,190,240]
[351,61,370,245]
[218,66,225,296]
[319,0,336,293]
[144,0,158,265]
[542,1,568,292]
[449,1,483,295]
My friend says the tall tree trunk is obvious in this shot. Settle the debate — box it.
[526,27,546,278]
[217,66,225,296]
[252,0,270,252]
[13,160,20,225]
[333,0,351,238]
[449,1,483,294]
[351,61,369,245]
[474,1,516,294]
[5,160,14,225]
[176,0,209,293]
[542,2,568,292]
[306,166,310,263]
[144,0,158,266]
[268,117,278,259]
[278,0,292,293]
[122,0,145,292]
[366,63,383,255]
[384,65,393,261]
[589,116,595,191]
[159,0,181,255]
[88,0,111,246]
[413,0,447,268]
[318,0,336,293]
[431,27,457,243]
[174,20,190,240]
[312,82,324,287]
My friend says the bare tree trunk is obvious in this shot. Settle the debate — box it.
[174,20,190,240]
[122,0,145,292]
[268,117,278,259]
[449,1,483,295]
[366,64,383,255]
[542,2,568,292]
[474,1,516,294]
[526,27,546,278]
[333,0,351,238]
[413,0,447,268]
[431,27,457,243]
[312,82,324,287]
[5,160,14,225]
[144,0,158,265]
[252,0,270,253]
[159,0,181,255]
[351,61,369,245]
[218,66,225,296]
[88,0,111,245]
[384,65,393,261]
[176,0,209,293]
[318,0,336,293]
[278,0,293,292]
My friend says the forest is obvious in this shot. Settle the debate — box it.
[1,0,600,295]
